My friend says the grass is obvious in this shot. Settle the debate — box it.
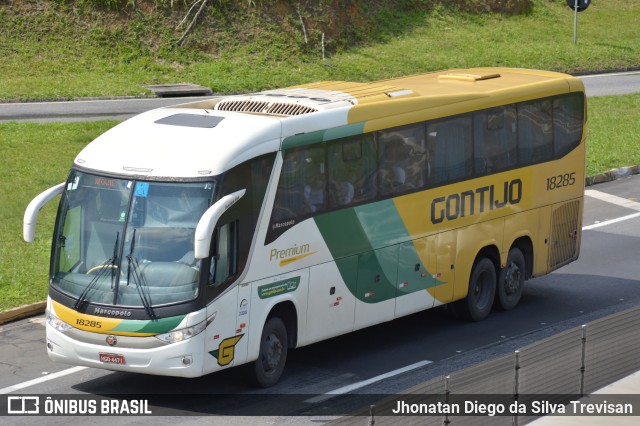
[586,94,640,176]
[0,121,118,312]
[1,1,640,100]
[1,93,639,312]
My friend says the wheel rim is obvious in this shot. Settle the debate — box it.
[261,332,283,373]
[504,262,522,295]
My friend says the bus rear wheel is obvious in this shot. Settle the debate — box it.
[496,248,525,311]
[456,257,496,322]
[251,316,288,388]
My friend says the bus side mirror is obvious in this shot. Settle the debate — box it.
[194,189,246,259]
[23,182,65,243]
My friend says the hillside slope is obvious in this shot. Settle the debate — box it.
[1,0,639,100]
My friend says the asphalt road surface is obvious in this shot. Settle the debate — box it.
[0,71,639,123]
[1,174,639,425]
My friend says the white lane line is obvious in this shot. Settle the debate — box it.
[583,212,640,231]
[304,360,431,404]
[0,366,88,394]
[585,189,640,211]
[583,189,640,230]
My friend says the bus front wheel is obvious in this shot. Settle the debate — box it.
[496,248,525,311]
[457,257,496,322]
[251,316,288,388]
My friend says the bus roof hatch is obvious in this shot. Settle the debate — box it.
[438,72,501,82]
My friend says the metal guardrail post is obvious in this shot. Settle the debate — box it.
[580,324,587,396]
[444,375,451,425]
[367,404,375,426]
[514,350,520,426]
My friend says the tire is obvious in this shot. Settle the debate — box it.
[456,257,497,322]
[250,317,288,388]
[496,248,525,311]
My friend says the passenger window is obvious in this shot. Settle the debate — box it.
[328,135,377,207]
[272,145,326,223]
[518,99,553,165]
[553,93,584,158]
[210,220,238,287]
[473,105,517,175]
[427,115,473,185]
[378,124,427,196]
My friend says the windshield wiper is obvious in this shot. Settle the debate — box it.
[74,232,119,311]
[126,229,156,319]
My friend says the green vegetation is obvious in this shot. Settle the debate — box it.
[2,93,640,312]
[1,0,639,100]
[0,121,118,312]
[586,95,640,176]
[1,1,639,312]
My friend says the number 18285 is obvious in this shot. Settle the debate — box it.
[546,172,576,191]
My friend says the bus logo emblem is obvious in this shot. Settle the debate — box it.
[210,335,244,366]
[106,335,118,346]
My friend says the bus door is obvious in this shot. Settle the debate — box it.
[354,245,398,330]
[395,236,437,317]
[204,285,241,373]
[232,282,252,365]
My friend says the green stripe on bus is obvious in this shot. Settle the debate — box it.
[282,123,365,150]
[314,208,372,259]
[315,200,444,303]
[112,314,186,334]
[323,123,365,141]
[354,199,409,248]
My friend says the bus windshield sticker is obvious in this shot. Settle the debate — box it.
[134,182,149,198]
[67,175,80,191]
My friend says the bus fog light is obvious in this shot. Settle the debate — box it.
[46,311,73,333]
[155,321,206,344]
[47,341,54,352]
[182,355,193,366]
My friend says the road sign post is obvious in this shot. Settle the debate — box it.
[566,0,591,44]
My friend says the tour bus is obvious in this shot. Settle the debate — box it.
[24,68,586,387]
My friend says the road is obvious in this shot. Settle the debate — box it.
[0,71,639,123]
[1,174,639,424]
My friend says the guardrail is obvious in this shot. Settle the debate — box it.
[330,305,640,425]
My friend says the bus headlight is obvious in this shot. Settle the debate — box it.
[46,310,73,333]
[155,320,207,344]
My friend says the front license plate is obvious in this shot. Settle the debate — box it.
[99,353,125,364]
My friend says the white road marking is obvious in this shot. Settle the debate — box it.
[0,366,88,394]
[585,189,640,211]
[583,189,640,230]
[583,212,640,231]
[304,360,431,404]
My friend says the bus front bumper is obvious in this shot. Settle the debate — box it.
[46,324,206,378]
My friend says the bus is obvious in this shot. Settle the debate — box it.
[24,68,586,387]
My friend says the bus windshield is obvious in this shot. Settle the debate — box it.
[52,171,215,308]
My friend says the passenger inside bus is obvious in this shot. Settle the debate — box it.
[378,129,428,194]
